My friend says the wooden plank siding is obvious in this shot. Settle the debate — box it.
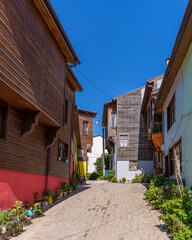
[115,87,153,162]
[1,0,66,126]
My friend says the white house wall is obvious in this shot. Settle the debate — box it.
[163,71,183,154]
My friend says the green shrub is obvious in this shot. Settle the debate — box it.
[111,177,118,183]
[89,172,99,180]
[132,173,153,183]
[144,177,192,240]
[85,173,91,181]
[99,175,108,180]
[122,177,126,183]
[94,157,103,176]
[107,170,115,182]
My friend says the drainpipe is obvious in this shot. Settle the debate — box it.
[45,147,51,190]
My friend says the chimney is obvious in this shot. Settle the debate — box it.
[166,58,170,68]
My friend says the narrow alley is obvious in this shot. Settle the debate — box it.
[14,181,170,240]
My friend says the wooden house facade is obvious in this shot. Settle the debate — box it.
[102,87,153,180]
[141,75,164,175]
[0,0,82,209]
[77,109,97,175]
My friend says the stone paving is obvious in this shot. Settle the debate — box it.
[14,181,171,240]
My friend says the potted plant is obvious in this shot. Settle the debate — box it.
[41,196,48,209]
[34,192,42,207]
[33,203,42,216]
[56,189,63,199]
[43,189,53,204]
[3,209,14,230]
[62,181,69,197]
[68,186,73,193]
[0,210,6,234]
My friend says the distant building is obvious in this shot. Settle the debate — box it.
[87,135,108,173]
[78,109,97,175]
[102,87,153,180]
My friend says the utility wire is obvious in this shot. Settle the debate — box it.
[75,69,113,100]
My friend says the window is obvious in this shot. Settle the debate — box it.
[111,112,115,128]
[0,101,7,139]
[64,100,68,124]
[129,161,137,170]
[120,135,128,147]
[167,95,175,131]
[83,121,88,135]
[165,140,182,177]
[58,141,68,162]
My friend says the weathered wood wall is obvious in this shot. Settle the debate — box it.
[1,0,66,126]
[116,88,153,162]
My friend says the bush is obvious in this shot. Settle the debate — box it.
[144,176,192,239]
[111,177,118,183]
[132,173,153,183]
[85,173,91,181]
[99,175,108,180]
[107,170,115,182]
[89,172,99,180]
[122,177,126,183]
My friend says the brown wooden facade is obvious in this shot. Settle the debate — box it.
[141,75,164,175]
[103,87,154,179]
[0,0,82,209]
[78,109,97,173]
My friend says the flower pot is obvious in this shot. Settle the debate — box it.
[63,192,67,197]
[27,209,34,217]
[1,225,6,234]
[47,196,52,204]
[60,192,63,198]
[41,201,47,209]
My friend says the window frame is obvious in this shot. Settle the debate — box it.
[58,140,68,163]
[111,112,115,128]
[167,94,175,131]
[129,161,137,171]
[0,101,7,139]
[120,135,128,148]
[82,121,88,135]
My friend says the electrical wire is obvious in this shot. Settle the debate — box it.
[75,69,113,100]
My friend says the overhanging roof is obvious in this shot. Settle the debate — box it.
[67,69,83,92]
[33,0,80,64]
[156,0,192,109]
[141,74,164,114]
[78,109,97,118]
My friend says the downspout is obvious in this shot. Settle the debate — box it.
[45,147,51,190]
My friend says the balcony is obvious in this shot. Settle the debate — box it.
[152,122,163,150]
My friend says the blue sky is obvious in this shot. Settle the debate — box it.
[50,0,188,136]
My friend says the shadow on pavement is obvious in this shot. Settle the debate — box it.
[42,183,91,213]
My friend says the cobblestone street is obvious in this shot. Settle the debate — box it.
[15,181,170,240]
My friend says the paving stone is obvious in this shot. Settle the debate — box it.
[13,181,171,240]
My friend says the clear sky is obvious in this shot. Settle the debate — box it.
[50,0,188,136]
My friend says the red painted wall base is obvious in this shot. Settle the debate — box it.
[0,169,69,210]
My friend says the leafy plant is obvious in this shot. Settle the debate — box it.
[34,192,42,202]
[107,170,115,182]
[62,181,69,192]
[85,173,91,181]
[89,172,99,180]
[111,177,118,183]
[43,189,53,197]
[122,177,126,183]
[33,203,42,216]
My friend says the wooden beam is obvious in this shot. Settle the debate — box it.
[21,112,41,138]
[45,127,61,149]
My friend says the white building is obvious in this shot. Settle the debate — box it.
[87,135,107,173]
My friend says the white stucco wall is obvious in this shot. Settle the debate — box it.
[87,136,107,173]
[162,71,183,163]
[182,43,192,188]
[116,160,153,180]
